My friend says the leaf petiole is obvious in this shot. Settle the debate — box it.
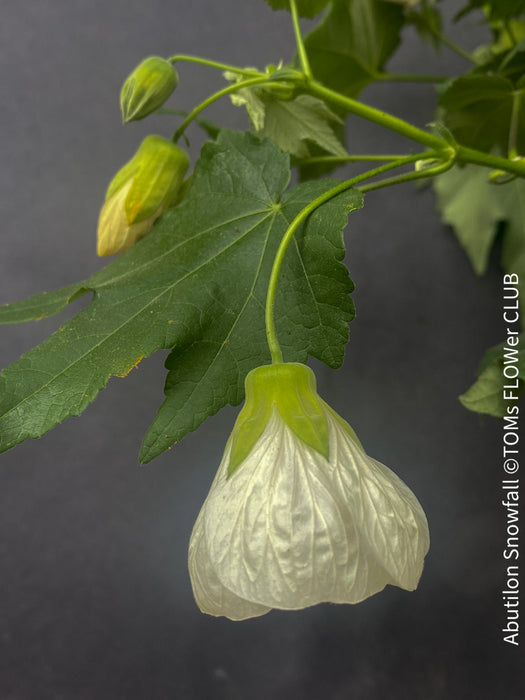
[265,152,441,363]
[299,154,425,165]
[508,90,523,159]
[359,157,456,195]
[424,26,478,64]
[167,54,263,78]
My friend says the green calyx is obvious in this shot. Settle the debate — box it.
[120,56,178,123]
[228,363,330,476]
[105,135,190,224]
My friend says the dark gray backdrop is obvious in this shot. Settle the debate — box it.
[0,1,520,698]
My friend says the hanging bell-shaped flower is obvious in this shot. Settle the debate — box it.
[189,362,430,620]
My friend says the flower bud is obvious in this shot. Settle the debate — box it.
[120,56,178,123]
[97,135,189,256]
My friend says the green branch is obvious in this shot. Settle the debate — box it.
[435,33,477,64]
[508,90,523,159]
[456,146,525,178]
[299,154,423,165]
[359,158,455,195]
[168,54,263,78]
[305,79,446,151]
[305,79,525,179]
[289,0,312,80]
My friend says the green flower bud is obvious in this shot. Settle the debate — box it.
[97,135,189,256]
[120,56,178,123]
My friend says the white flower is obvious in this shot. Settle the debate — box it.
[189,363,430,620]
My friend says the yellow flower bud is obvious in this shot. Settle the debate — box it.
[97,135,189,257]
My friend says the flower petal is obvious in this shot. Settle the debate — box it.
[203,411,395,610]
[325,408,430,591]
[188,505,271,620]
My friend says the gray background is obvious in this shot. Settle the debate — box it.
[0,1,520,698]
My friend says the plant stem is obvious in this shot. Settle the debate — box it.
[437,33,477,64]
[305,79,525,179]
[359,158,455,195]
[168,54,263,77]
[306,79,446,151]
[299,154,423,165]
[172,76,269,142]
[508,90,523,159]
[456,146,525,177]
[290,0,312,79]
[265,153,438,363]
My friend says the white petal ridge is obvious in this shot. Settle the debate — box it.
[188,407,429,619]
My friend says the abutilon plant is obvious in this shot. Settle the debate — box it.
[0,0,524,620]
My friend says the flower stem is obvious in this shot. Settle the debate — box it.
[265,153,439,364]
[167,54,263,78]
[435,33,477,64]
[290,0,312,80]
[172,76,269,142]
[359,157,455,195]
[299,154,422,165]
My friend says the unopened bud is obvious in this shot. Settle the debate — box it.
[97,135,189,256]
[120,56,178,123]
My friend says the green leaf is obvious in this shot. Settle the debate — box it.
[499,37,525,83]
[459,337,525,417]
[0,130,362,458]
[0,284,90,324]
[473,21,525,68]
[140,176,362,463]
[438,74,524,154]
[406,3,443,50]
[434,164,506,274]
[296,106,348,180]
[456,0,525,22]
[230,79,347,158]
[435,164,525,417]
[262,95,346,158]
[435,164,525,286]
[459,364,509,417]
[304,0,405,97]
[264,0,331,18]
